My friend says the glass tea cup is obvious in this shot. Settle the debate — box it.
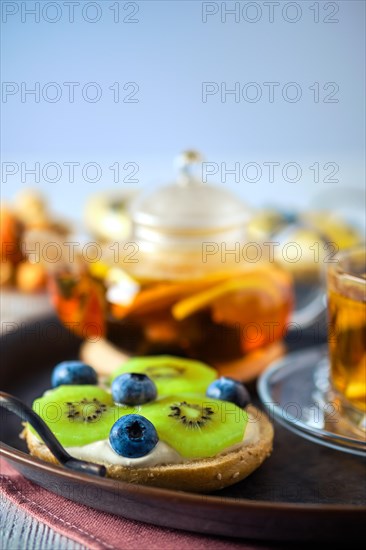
[327,246,366,432]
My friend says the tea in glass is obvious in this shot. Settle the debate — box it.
[327,247,366,430]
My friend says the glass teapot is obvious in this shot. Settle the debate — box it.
[48,151,322,367]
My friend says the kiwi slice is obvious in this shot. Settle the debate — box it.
[30,385,135,447]
[111,356,217,397]
[140,395,248,459]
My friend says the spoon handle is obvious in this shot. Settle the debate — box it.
[0,391,106,477]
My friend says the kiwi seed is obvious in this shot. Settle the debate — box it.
[168,401,215,428]
[65,398,107,423]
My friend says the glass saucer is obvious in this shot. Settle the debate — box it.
[257,345,366,457]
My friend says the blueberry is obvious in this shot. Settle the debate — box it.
[51,361,97,388]
[109,414,158,458]
[111,373,157,405]
[206,377,250,408]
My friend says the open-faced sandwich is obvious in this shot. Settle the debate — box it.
[23,356,273,493]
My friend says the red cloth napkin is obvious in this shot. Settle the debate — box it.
[0,458,271,550]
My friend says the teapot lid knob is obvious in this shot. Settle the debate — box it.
[175,150,204,186]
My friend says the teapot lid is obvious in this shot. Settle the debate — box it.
[130,151,251,232]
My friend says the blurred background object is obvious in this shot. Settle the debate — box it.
[248,203,363,280]
[0,189,71,325]
[84,189,138,242]
[247,195,364,328]
[0,189,69,293]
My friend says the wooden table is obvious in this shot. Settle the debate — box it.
[1,497,86,550]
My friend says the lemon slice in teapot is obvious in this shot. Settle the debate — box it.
[172,272,282,321]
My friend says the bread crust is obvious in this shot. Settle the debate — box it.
[23,405,273,493]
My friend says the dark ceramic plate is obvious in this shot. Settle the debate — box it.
[1,317,365,543]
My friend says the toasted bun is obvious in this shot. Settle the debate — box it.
[23,405,273,493]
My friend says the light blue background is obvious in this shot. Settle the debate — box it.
[1,0,365,228]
